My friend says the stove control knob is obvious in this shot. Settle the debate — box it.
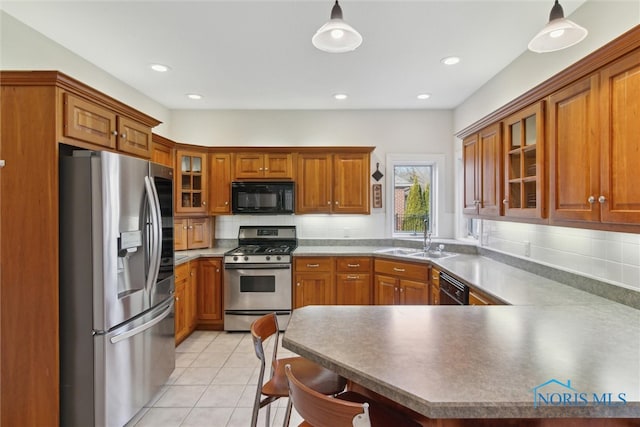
[244,256,249,261]
[233,256,239,261]
[276,256,282,261]
[266,256,271,261]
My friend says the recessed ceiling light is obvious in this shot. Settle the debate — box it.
[441,56,461,65]
[334,93,348,100]
[150,63,170,72]
[417,93,431,100]
[186,93,203,100]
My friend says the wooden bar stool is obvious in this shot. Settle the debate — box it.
[285,364,422,427]
[250,313,347,427]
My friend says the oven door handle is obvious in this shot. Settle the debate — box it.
[224,263,291,270]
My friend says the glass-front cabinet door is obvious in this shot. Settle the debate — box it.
[176,150,207,214]
[502,101,545,219]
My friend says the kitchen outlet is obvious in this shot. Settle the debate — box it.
[524,241,531,257]
[343,227,351,238]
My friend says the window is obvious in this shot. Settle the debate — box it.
[387,154,441,238]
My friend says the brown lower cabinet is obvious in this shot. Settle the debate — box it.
[336,257,372,305]
[197,258,224,329]
[174,262,193,345]
[374,259,429,305]
[175,258,224,345]
[294,257,335,308]
[430,266,440,305]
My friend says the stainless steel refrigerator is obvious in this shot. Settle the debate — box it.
[59,149,175,427]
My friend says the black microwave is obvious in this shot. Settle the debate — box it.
[231,181,295,214]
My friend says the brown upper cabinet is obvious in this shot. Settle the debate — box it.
[176,149,208,214]
[209,152,232,214]
[548,75,600,223]
[598,49,640,225]
[63,92,153,158]
[550,49,640,226]
[297,151,370,214]
[152,134,175,168]
[234,152,293,179]
[459,27,640,232]
[463,122,502,217]
[503,101,545,219]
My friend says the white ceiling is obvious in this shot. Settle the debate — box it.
[1,0,587,110]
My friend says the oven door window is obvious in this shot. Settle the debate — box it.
[240,275,276,293]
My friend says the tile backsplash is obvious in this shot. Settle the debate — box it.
[215,212,387,240]
[482,220,640,291]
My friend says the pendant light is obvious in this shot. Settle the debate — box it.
[312,0,362,53]
[528,0,588,53]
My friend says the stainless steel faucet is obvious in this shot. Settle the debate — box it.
[423,219,432,252]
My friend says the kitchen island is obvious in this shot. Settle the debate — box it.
[283,305,640,424]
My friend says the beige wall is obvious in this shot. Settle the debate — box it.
[0,11,172,135]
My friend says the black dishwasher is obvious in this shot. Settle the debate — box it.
[439,272,469,305]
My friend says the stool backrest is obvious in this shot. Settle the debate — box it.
[285,364,371,427]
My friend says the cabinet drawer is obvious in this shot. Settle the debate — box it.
[295,257,333,272]
[336,257,371,272]
[374,259,428,281]
[336,273,370,282]
[175,263,190,283]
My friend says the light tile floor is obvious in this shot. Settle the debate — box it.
[127,331,304,427]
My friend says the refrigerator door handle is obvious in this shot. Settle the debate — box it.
[144,176,162,296]
[110,300,174,344]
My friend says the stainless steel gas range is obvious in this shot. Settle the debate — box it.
[223,226,297,331]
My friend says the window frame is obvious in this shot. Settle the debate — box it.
[386,154,444,238]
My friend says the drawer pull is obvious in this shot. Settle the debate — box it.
[347,264,360,268]
[393,267,406,272]
[346,275,359,279]
[306,264,320,268]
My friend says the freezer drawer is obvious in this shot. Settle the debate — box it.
[61,300,175,427]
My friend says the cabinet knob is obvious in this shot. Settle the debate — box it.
[335,201,339,205]
[296,283,300,287]
[598,195,607,204]
[264,168,269,171]
[225,201,229,205]
[216,269,220,273]
[503,199,508,205]
[188,225,193,229]
[327,201,331,205]
[400,288,404,292]
[183,226,188,230]
[120,133,127,139]
[259,167,264,171]
[202,201,206,206]
[588,196,596,204]
[111,130,118,136]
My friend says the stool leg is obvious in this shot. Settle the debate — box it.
[282,398,292,427]
[265,402,271,427]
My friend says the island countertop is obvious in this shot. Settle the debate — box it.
[283,305,640,420]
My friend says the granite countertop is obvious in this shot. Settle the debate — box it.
[179,243,640,418]
[283,305,640,419]
[177,245,626,308]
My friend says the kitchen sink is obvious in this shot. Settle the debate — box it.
[408,251,457,260]
[374,247,422,256]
